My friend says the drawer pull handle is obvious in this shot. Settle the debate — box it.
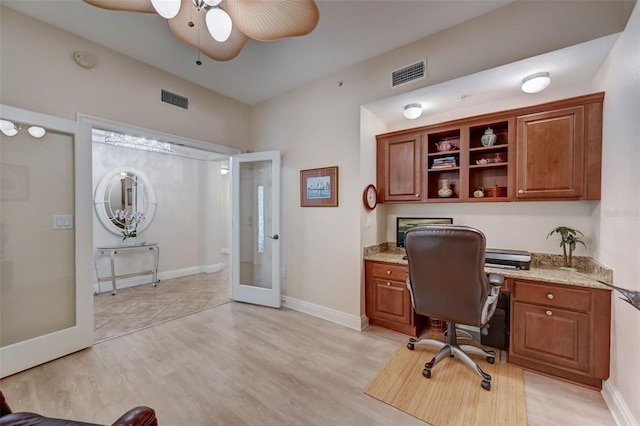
[547,293,554,300]
[386,282,391,286]
[386,270,391,275]
[546,310,553,316]
[518,189,524,194]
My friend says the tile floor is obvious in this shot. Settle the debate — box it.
[93,258,230,343]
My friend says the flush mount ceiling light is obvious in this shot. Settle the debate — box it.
[404,103,423,120]
[521,72,551,94]
[83,0,320,61]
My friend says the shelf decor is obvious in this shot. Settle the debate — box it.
[300,166,338,207]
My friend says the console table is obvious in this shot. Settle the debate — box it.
[95,243,160,295]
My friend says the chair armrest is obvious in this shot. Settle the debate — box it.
[111,407,157,426]
[488,273,504,287]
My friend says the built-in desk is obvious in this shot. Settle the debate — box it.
[95,243,160,295]
[363,247,613,389]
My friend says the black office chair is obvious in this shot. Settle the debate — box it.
[404,225,504,391]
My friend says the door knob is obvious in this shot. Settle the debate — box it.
[268,234,279,240]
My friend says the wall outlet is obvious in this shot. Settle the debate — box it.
[53,215,73,229]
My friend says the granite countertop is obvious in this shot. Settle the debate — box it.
[363,244,612,290]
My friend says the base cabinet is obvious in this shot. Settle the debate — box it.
[509,279,611,389]
[365,260,424,336]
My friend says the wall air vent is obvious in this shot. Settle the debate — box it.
[391,60,426,88]
[161,89,189,110]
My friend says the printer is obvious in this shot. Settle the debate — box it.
[485,248,531,270]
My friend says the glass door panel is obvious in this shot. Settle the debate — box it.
[231,151,280,307]
[1,127,76,346]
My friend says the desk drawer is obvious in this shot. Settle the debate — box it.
[370,262,407,281]
[514,280,591,311]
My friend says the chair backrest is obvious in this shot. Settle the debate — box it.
[404,225,489,326]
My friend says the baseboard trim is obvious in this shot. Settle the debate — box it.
[93,264,224,294]
[602,379,638,426]
[281,296,363,331]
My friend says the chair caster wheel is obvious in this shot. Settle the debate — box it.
[486,356,495,364]
[407,342,415,350]
[425,360,434,369]
[481,380,491,391]
[422,369,431,378]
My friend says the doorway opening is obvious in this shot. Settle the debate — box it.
[88,120,238,343]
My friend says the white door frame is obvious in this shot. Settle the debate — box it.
[231,150,281,308]
[0,105,93,378]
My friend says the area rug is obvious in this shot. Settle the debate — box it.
[364,340,527,426]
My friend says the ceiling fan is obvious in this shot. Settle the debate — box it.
[83,0,320,61]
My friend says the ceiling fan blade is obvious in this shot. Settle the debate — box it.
[223,0,319,42]
[82,0,156,13]
[168,0,249,61]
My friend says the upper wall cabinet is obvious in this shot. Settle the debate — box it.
[376,93,603,204]
[377,132,423,202]
[516,97,603,200]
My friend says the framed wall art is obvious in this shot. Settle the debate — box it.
[300,166,338,207]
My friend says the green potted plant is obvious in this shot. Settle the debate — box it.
[546,226,586,271]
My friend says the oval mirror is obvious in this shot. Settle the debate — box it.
[94,168,157,236]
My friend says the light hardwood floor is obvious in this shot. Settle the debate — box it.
[1,302,614,426]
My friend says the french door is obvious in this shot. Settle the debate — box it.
[0,105,93,378]
[230,151,281,308]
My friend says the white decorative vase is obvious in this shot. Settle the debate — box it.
[438,179,453,198]
[124,237,137,246]
[481,127,497,146]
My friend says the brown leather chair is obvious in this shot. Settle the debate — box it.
[0,390,157,426]
[404,225,503,391]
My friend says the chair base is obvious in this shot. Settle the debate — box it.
[407,322,496,391]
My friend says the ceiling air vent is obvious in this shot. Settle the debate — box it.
[161,89,189,110]
[391,60,426,88]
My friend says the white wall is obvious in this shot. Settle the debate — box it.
[592,2,640,424]
[249,1,629,321]
[0,7,250,150]
[93,142,224,283]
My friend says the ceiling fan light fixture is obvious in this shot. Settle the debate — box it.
[206,8,233,43]
[521,72,551,94]
[151,0,181,19]
[403,103,423,120]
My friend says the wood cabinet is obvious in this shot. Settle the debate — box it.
[376,132,423,202]
[509,279,611,389]
[364,260,425,336]
[516,106,585,199]
[375,93,603,203]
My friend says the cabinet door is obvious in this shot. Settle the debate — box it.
[516,106,584,199]
[370,278,412,325]
[377,133,422,202]
[511,301,590,372]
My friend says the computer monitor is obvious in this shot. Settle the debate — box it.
[396,217,453,247]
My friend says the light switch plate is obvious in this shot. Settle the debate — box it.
[53,214,73,230]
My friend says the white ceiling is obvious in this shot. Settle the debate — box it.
[365,33,619,127]
[2,0,515,105]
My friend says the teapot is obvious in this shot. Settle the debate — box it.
[435,139,456,152]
